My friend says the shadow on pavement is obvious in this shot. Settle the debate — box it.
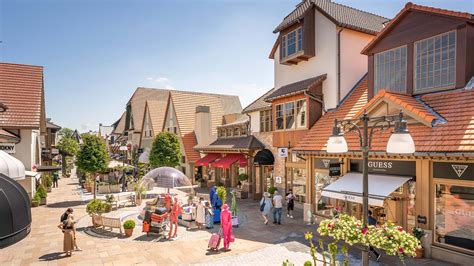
[47,200,85,208]
[38,252,69,261]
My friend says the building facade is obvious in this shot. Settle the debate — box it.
[294,3,474,264]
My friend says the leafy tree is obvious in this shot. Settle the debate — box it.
[57,135,79,156]
[58,128,75,139]
[149,132,181,168]
[76,134,109,198]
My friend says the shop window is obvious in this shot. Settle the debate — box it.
[434,184,473,251]
[276,104,284,130]
[296,99,306,128]
[234,127,240,136]
[406,181,416,231]
[290,168,306,204]
[315,172,340,217]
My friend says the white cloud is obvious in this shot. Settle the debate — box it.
[146,76,169,83]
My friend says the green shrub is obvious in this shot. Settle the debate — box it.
[32,193,41,202]
[123,220,136,229]
[36,185,48,198]
[237,173,248,182]
[104,203,112,213]
[86,199,107,216]
[267,186,277,195]
[105,194,115,204]
[304,261,312,266]
[412,227,425,240]
[217,186,227,204]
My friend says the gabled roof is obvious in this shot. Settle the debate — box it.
[242,88,275,113]
[127,88,170,133]
[46,120,61,130]
[195,135,266,151]
[274,0,388,35]
[362,2,474,54]
[112,112,126,135]
[295,77,474,153]
[145,99,168,135]
[98,124,114,138]
[354,90,438,127]
[0,63,45,129]
[265,74,326,102]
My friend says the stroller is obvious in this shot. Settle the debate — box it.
[143,209,169,237]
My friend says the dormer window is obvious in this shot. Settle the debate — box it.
[374,46,407,94]
[281,27,303,60]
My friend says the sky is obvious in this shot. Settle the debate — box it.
[1,0,473,132]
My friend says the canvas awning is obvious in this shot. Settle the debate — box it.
[0,150,25,180]
[321,173,411,207]
[195,153,221,167]
[213,154,245,169]
[37,165,62,172]
[254,149,275,166]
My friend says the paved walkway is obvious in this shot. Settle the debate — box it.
[0,170,455,265]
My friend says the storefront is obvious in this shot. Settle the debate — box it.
[253,149,275,199]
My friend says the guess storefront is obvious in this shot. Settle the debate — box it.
[432,162,474,258]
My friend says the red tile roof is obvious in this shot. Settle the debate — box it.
[295,77,474,153]
[0,63,44,128]
[182,132,200,163]
[362,2,474,54]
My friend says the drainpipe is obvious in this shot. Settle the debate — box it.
[337,27,344,106]
[304,91,326,113]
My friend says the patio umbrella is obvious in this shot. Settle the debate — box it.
[140,167,193,192]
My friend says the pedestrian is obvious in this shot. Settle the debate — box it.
[272,191,283,224]
[220,204,235,251]
[52,171,59,188]
[196,197,206,229]
[60,208,82,251]
[58,214,75,256]
[260,192,273,225]
[285,189,295,218]
[205,201,214,229]
[168,197,182,240]
[368,210,381,261]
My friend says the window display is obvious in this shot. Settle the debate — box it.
[434,184,474,251]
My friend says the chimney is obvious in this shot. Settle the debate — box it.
[195,106,212,146]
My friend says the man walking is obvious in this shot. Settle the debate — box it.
[52,171,59,188]
[272,191,283,224]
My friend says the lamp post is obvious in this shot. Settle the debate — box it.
[326,110,415,266]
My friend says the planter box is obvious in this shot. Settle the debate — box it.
[235,189,248,199]
[98,185,110,194]
[109,184,121,193]
[31,201,39,207]
[40,198,47,205]
[127,183,135,192]
[47,187,52,193]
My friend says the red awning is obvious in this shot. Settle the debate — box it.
[238,157,248,167]
[213,154,244,169]
[195,153,221,166]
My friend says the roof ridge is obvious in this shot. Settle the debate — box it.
[408,2,473,18]
[315,0,389,20]
[242,87,275,113]
[0,62,43,69]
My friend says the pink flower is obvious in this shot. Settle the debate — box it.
[361,228,368,234]
[399,247,404,253]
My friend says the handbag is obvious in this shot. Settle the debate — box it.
[260,199,266,212]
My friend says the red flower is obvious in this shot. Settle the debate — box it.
[399,247,404,253]
[397,227,404,232]
[361,228,368,234]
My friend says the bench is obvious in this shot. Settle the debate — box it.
[92,214,123,234]
[110,193,136,208]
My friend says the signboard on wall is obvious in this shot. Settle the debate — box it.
[350,159,416,177]
[0,143,15,154]
[329,163,341,177]
[433,162,474,181]
[275,176,282,184]
[51,148,59,155]
[278,148,288,158]
[314,158,340,169]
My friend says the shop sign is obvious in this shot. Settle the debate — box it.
[329,163,341,177]
[314,158,340,169]
[0,143,16,154]
[278,148,288,158]
[417,215,427,224]
[119,146,128,151]
[42,148,50,154]
[433,162,474,181]
[51,148,59,155]
[275,176,282,184]
[350,159,416,177]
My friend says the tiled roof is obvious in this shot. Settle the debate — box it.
[242,88,275,113]
[362,2,474,54]
[46,120,61,130]
[112,112,126,135]
[195,135,266,151]
[0,129,20,143]
[354,90,438,127]
[128,88,170,132]
[146,100,168,135]
[265,74,326,101]
[182,132,200,163]
[0,63,44,128]
[274,0,388,35]
[295,78,474,153]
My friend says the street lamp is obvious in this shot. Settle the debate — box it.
[326,110,415,266]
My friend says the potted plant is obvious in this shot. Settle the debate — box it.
[85,176,94,193]
[412,227,425,258]
[217,186,227,204]
[43,174,53,192]
[36,185,48,205]
[31,193,40,207]
[123,220,136,237]
[134,183,146,205]
[86,199,106,226]
[267,186,277,196]
[230,191,239,227]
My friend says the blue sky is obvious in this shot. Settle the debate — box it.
[1,0,472,132]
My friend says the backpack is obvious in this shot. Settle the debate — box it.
[60,212,68,223]
[260,199,266,212]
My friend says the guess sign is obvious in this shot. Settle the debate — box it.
[350,159,416,177]
[433,162,474,181]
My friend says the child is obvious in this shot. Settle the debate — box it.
[285,189,295,219]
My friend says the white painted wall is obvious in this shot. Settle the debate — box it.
[12,129,39,170]
[249,111,260,134]
[274,10,338,109]
[340,29,373,99]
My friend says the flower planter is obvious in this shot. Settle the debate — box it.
[109,184,121,193]
[47,187,52,193]
[232,216,239,228]
[415,247,424,258]
[124,228,134,237]
[85,185,92,193]
[40,198,47,205]
[31,201,40,207]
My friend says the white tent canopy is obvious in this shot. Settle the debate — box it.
[321,172,411,207]
[108,160,131,169]
[0,150,25,180]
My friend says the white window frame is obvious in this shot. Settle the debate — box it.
[281,26,303,60]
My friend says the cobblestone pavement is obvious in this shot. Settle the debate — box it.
[0,169,455,265]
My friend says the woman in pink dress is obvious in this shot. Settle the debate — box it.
[220,204,234,251]
[168,197,181,240]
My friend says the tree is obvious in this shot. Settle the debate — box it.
[57,128,79,176]
[76,134,109,199]
[58,128,75,139]
[149,132,181,168]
